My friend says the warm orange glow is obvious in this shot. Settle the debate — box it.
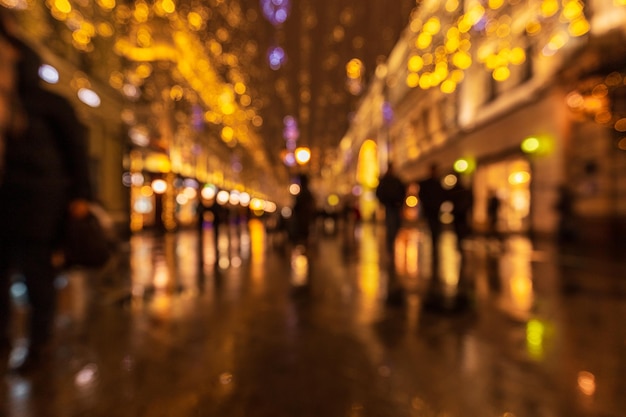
[356,140,378,188]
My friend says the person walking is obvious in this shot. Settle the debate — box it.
[418,164,446,270]
[449,175,473,251]
[289,174,316,247]
[375,163,406,259]
[0,33,94,373]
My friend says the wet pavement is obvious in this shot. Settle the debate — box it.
[1,218,626,417]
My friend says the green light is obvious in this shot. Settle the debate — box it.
[521,137,540,153]
[453,158,470,173]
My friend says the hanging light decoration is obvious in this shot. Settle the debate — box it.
[260,0,291,27]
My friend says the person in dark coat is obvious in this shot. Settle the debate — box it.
[418,163,446,269]
[0,36,94,372]
[290,174,316,247]
[449,175,473,251]
[375,163,406,258]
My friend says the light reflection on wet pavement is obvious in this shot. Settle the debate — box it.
[2,219,626,417]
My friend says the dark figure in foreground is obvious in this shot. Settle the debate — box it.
[487,190,501,236]
[375,163,406,259]
[0,35,93,373]
[555,184,577,243]
[290,174,316,247]
[449,176,473,251]
[418,164,446,271]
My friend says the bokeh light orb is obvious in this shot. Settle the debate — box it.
[260,0,291,26]
[268,46,287,70]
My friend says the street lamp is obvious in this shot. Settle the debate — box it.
[295,147,311,165]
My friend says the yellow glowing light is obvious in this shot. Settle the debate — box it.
[445,37,460,53]
[136,63,153,79]
[569,18,590,37]
[406,73,420,88]
[453,159,469,173]
[521,137,540,153]
[493,66,511,81]
[452,51,472,69]
[510,47,526,65]
[160,0,176,14]
[327,194,340,207]
[441,79,457,94]
[346,58,363,79]
[97,22,114,37]
[466,4,486,25]
[496,23,511,38]
[72,30,91,46]
[547,31,569,51]
[526,319,545,349]
[526,20,542,35]
[446,26,460,40]
[134,3,150,22]
[508,171,531,185]
[406,195,418,208]
[96,0,115,10]
[53,0,72,14]
[136,27,152,47]
[416,32,432,50]
[356,140,379,188]
[445,0,459,12]
[221,126,234,142]
[541,0,559,17]
[488,0,504,9]
[140,185,154,197]
[562,1,584,20]
[408,55,424,72]
[419,73,432,89]
[188,11,203,30]
[450,70,465,84]
[234,82,246,95]
[423,17,441,35]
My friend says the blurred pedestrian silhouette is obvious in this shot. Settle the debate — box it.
[449,175,473,251]
[418,164,446,271]
[375,163,406,259]
[487,190,501,236]
[198,193,229,269]
[555,184,576,243]
[289,174,316,248]
[0,31,94,373]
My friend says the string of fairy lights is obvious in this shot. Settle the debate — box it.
[403,0,609,94]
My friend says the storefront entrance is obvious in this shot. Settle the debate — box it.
[473,158,531,234]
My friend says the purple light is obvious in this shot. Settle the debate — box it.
[283,152,296,167]
[268,46,286,70]
[283,116,299,141]
[382,101,393,123]
[285,138,297,151]
[260,0,291,26]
